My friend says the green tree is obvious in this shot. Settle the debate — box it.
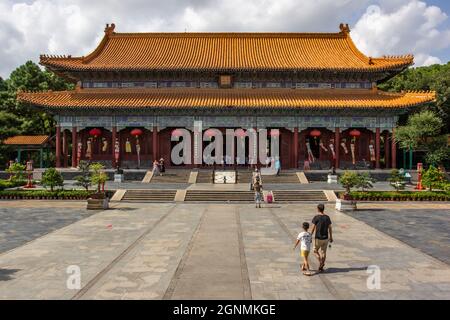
[41,167,64,192]
[90,163,108,193]
[422,165,445,192]
[395,111,449,166]
[0,61,73,168]
[355,172,375,191]
[388,169,405,191]
[338,171,360,195]
[379,62,450,130]
[74,160,92,191]
[6,162,26,181]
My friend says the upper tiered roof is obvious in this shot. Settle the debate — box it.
[40,23,414,73]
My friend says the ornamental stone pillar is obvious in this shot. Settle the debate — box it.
[56,125,61,168]
[71,126,77,168]
[375,128,381,169]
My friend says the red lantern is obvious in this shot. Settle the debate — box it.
[349,129,361,137]
[310,129,321,137]
[131,128,143,137]
[89,128,102,138]
[171,129,183,137]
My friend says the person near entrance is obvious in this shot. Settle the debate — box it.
[310,204,333,272]
[159,158,165,176]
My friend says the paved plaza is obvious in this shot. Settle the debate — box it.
[0,200,449,299]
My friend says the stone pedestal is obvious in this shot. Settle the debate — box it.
[335,199,356,212]
[327,174,338,184]
[87,198,109,210]
[114,174,124,183]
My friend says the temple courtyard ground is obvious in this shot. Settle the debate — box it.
[0,201,449,299]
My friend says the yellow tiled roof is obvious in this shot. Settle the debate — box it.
[3,135,49,145]
[40,24,413,72]
[17,88,435,110]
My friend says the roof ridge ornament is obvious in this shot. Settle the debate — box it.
[339,23,350,34]
[105,23,116,36]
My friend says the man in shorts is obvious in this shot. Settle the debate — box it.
[311,203,333,272]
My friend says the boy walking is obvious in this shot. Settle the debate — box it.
[253,179,263,208]
[293,222,312,275]
[311,204,333,272]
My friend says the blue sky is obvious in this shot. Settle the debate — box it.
[0,0,449,78]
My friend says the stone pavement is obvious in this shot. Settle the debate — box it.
[0,201,449,299]
[347,203,450,265]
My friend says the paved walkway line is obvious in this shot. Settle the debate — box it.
[297,172,309,184]
[235,207,252,300]
[110,189,126,202]
[72,205,177,299]
[166,204,247,299]
[323,190,338,202]
[188,171,198,184]
[141,171,153,183]
[162,208,207,300]
[174,190,187,202]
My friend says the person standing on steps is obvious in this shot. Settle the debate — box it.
[310,204,333,272]
[253,179,263,208]
[159,157,165,176]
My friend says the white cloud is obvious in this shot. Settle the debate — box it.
[352,0,450,67]
[0,0,449,78]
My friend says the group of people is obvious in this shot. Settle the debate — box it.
[293,204,333,275]
[152,158,166,176]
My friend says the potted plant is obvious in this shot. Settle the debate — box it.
[41,168,64,192]
[74,160,92,191]
[87,163,109,210]
[336,171,359,211]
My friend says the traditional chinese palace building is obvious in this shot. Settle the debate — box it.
[18,23,435,169]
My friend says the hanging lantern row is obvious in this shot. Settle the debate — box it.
[89,128,102,138]
[349,129,361,137]
[310,129,321,137]
[131,128,143,138]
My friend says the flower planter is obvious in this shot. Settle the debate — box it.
[87,197,109,210]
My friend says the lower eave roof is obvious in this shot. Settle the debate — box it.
[17,88,435,110]
[3,135,49,145]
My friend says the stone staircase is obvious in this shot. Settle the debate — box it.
[185,190,255,202]
[272,190,328,202]
[121,189,177,202]
[196,170,214,183]
[149,169,190,183]
[237,170,253,184]
[261,171,300,184]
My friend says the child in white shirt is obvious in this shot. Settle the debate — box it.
[293,222,312,275]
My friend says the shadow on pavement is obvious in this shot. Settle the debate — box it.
[0,268,21,281]
[321,266,367,274]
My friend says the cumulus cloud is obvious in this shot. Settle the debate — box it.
[352,0,450,67]
[0,0,449,78]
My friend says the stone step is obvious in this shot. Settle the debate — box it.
[149,170,190,183]
[121,189,177,202]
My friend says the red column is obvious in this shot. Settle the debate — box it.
[385,131,390,168]
[335,127,340,169]
[152,126,158,160]
[56,125,61,168]
[71,127,77,168]
[63,130,68,168]
[111,126,117,168]
[293,127,299,169]
[375,128,381,169]
[391,128,397,169]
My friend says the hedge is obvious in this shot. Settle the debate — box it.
[0,179,29,191]
[0,190,95,200]
[344,191,450,201]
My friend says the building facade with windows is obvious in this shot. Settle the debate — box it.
[18,23,435,169]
